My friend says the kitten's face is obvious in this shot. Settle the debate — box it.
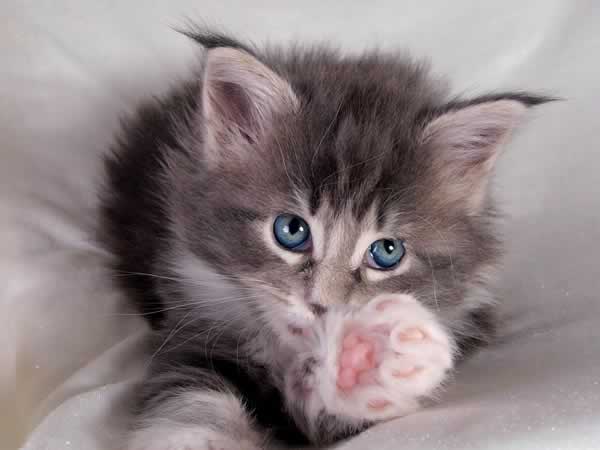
[166,46,538,340]
[180,138,488,336]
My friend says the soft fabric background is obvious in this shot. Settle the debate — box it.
[2,1,599,449]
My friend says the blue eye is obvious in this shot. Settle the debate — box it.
[367,238,405,270]
[273,214,311,251]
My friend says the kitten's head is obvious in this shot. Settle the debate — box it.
[157,40,549,345]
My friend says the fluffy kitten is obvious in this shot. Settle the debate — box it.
[100,30,550,449]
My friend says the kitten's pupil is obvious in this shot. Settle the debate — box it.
[383,240,395,254]
[287,218,303,236]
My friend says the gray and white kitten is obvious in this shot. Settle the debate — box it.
[100,30,550,449]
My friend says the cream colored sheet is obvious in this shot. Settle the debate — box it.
[3,1,599,449]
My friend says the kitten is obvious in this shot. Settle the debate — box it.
[100,30,551,450]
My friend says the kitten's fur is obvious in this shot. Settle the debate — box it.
[100,30,551,449]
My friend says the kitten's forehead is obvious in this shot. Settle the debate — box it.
[301,196,382,266]
[269,106,422,229]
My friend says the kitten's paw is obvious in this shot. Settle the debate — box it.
[320,294,454,421]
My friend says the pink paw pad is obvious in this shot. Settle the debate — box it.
[337,326,404,412]
[337,330,379,390]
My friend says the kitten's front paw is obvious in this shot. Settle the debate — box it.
[318,294,454,421]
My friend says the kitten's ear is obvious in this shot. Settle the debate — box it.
[421,96,549,214]
[201,47,298,160]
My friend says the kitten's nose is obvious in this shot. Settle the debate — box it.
[309,303,327,317]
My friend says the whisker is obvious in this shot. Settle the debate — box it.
[145,310,198,368]
[116,270,289,298]
[149,309,252,361]
[110,294,260,317]
[116,270,254,286]
[166,311,249,359]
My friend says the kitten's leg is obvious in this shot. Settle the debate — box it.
[128,370,266,450]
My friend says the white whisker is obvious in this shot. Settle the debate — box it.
[145,310,198,368]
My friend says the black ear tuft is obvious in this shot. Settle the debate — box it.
[436,91,560,115]
[174,24,257,55]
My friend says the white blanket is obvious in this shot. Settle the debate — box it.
[4,1,600,449]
